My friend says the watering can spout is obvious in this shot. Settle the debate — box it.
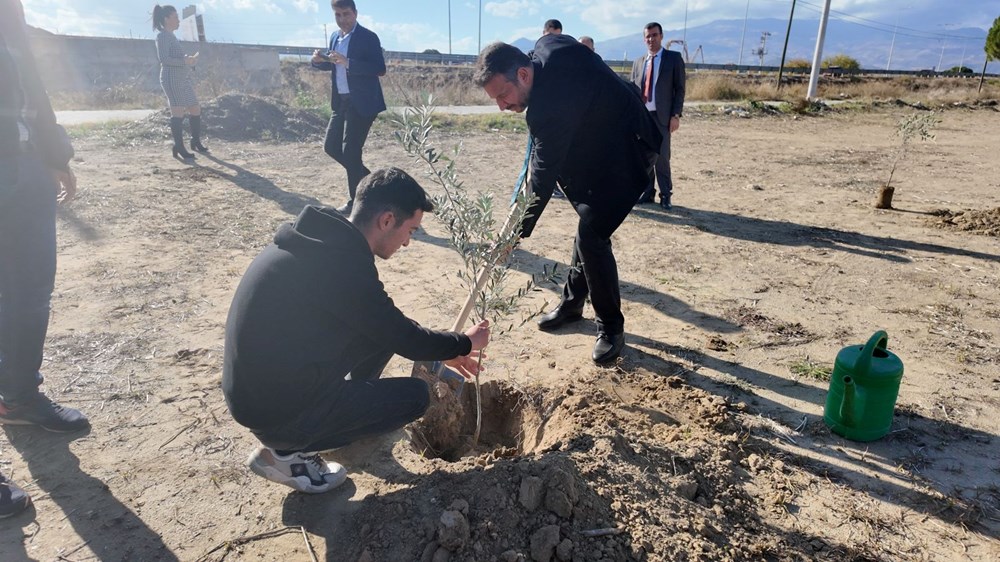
[839,376,856,428]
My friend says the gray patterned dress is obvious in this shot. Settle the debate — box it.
[156,30,197,107]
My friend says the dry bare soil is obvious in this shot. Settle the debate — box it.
[2,99,999,562]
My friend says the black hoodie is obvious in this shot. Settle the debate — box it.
[222,205,471,431]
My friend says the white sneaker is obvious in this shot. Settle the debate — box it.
[246,447,347,494]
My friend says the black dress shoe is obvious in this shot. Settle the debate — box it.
[537,306,584,331]
[592,332,625,364]
[659,198,672,210]
[336,200,354,215]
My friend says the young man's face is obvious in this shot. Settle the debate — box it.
[643,26,663,54]
[374,209,423,259]
[483,67,531,113]
[333,4,358,34]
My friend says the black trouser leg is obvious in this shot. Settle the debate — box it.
[568,218,623,335]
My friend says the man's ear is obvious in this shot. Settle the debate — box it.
[377,210,396,232]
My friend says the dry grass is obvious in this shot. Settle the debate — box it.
[48,59,1000,112]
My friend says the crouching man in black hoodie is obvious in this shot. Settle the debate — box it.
[223,167,490,494]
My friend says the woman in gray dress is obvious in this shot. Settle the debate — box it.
[152,4,208,160]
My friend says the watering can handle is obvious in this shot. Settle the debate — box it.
[854,331,888,375]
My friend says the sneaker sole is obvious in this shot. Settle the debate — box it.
[0,497,31,519]
[0,418,90,433]
[247,459,347,494]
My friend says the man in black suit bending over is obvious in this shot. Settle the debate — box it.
[473,36,661,364]
[312,0,386,215]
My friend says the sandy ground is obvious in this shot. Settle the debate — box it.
[1,103,999,562]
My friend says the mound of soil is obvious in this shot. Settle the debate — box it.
[112,94,327,144]
[929,207,1000,236]
[335,371,830,562]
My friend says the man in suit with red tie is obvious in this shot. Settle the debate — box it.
[474,36,661,364]
[631,22,685,210]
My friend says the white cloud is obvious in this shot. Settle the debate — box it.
[201,0,283,15]
[292,0,318,14]
[484,1,539,19]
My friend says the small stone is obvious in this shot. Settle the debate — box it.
[545,489,574,518]
[674,475,699,501]
[448,498,470,515]
[421,541,440,562]
[530,525,561,562]
[501,550,521,562]
[432,546,452,562]
[437,510,470,551]
[520,476,545,511]
[556,538,574,561]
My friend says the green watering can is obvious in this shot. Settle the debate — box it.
[823,331,904,442]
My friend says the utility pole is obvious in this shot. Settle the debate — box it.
[738,0,751,66]
[478,0,482,55]
[886,16,898,71]
[683,0,689,44]
[776,0,797,90]
[806,0,832,100]
[753,31,772,67]
[937,40,946,72]
[448,0,452,55]
[323,24,328,48]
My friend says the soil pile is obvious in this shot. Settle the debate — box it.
[112,94,327,144]
[334,371,831,562]
[929,207,1000,236]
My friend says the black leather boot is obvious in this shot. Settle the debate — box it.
[170,117,195,160]
[188,115,209,153]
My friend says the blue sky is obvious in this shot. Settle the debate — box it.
[21,0,997,55]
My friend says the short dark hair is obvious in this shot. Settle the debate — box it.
[152,4,177,31]
[473,42,531,87]
[332,0,357,12]
[644,22,663,35]
[352,168,433,227]
[544,19,562,32]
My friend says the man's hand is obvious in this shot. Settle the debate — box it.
[465,319,490,351]
[329,51,348,67]
[54,167,76,204]
[669,115,681,134]
[445,349,487,381]
[311,49,330,64]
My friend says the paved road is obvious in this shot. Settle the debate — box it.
[55,109,158,125]
[56,100,809,126]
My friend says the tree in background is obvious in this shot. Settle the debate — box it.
[982,16,1000,92]
[822,54,860,70]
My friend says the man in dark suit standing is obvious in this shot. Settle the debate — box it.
[631,22,685,210]
[474,36,660,364]
[312,0,386,215]
[2,0,90,518]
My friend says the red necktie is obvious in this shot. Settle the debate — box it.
[643,53,656,103]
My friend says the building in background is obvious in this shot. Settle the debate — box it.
[179,5,205,42]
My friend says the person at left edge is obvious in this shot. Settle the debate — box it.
[312,0,386,216]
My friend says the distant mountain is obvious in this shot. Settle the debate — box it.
[592,18,998,73]
[511,37,536,53]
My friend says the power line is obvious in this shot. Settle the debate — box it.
[795,0,986,41]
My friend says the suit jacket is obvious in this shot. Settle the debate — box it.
[631,47,686,127]
[313,23,386,118]
[521,34,661,239]
[0,0,73,174]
